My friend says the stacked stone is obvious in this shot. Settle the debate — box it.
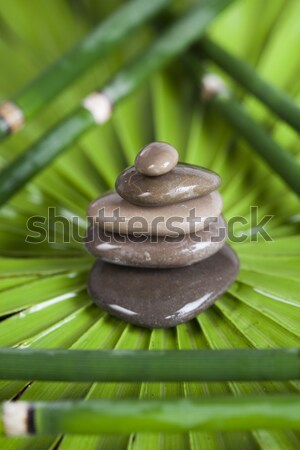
[85,142,239,328]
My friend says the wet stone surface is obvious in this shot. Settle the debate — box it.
[134,142,178,176]
[86,141,239,329]
[85,216,227,268]
[87,190,223,236]
[88,245,239,328]
[116,163,221,206]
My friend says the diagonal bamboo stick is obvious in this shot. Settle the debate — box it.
[0,0,170,140]
[1,395,300,436]
[0,347,299,382]
[0,0,235,207]
[187,56,300,195]
[199,36,300,133]
[207,87,300,195]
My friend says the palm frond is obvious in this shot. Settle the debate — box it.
[0,0,299,449]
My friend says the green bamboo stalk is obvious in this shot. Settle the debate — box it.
[210,94,300,195]
[0,108,94,206]
[199,37,300,132]
[0,0,234,207]
[0,348,299,382]
[188,58,300,195]
[0,0,169,140]
[1,395,300,436]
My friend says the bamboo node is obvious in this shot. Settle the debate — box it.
[2,401,30,436]
[82,92,112,124]
[201,74,228,101]
[0,101,24,133]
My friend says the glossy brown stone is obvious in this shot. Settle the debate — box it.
[87,190,222,236]
[135,142,178,176]
[115,163,221,206]
[88,245,239,328]
[85,216,227,268]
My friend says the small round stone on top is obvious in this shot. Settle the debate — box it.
[135,141,179,176]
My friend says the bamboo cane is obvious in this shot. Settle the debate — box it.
[189,59,300,195]
[0,348,299,382]
[1,395,300,436]
[199,36,300,133]
[0,0,169,140]
[209,92,300,195]
[0,0,235,207]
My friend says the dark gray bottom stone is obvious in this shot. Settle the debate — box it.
[88,245,239,328]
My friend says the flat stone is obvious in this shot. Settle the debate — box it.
[115,163,221,206]
[135,142,178,176]
[85,216,227,268]
[88,245,239,328]
[88,190,222,236]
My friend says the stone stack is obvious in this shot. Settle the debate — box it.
[85,142,239,328]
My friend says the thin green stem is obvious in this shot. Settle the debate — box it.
[102,0,234,104]
[199,37,300,132]
[0,0,169,141]
[0,0,235,207]
[0,108,94,205]
[187,56,300,195]
[0,348,299,382]
[2,395,300,435]
[211,94,300,195]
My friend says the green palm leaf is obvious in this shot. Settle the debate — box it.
[0,0,299,449]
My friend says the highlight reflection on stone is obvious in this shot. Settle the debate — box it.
[85,141,239,328]
[85,216,227,268]
[116,163,221,206]
[134,141,178,176]
[88,245,239,328]
[88,190,222,236]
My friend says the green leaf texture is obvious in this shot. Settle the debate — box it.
[0,0,299,449]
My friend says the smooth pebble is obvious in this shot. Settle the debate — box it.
[85,216,227,268]
[135,142,178,176]
[88,245,239,328]
[87,190,222,236]
[116,163,221,206]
